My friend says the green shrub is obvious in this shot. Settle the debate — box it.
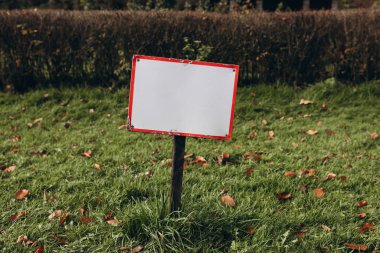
[0,9,380,91]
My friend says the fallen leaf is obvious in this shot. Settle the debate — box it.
[80,216,93,224]
[321,101,328,111]
[104,211,114,221]
[63,122,71,129]
[321,224,331,233]
[118,124,128,130]
[294,230,306,238]
[35,246,44,253]
[16,235,28,244]
[299,99,313,105]
[217,153,230,165]
[94,163,102,170]
[252,155,261,162]
[300,169,316,177]
[247,131,257,139]
[10,135,21,142]
[326,173,336,181]
[292,142,299,148]
[345,243,368,251]
[340,175,348,182]
[275,192,292,200]
[132,245,144,252]
[16,189,29,200]
[192,156,207,167]
[358,223,375,233]
[325,129,335,136]
[306,130,318,136]
[53,234,67,244]
[220,195,236,207]
[284,171,297,177]
[81,150,92,158]
[262,119,268,125]
[371,132,378,140]
[78,206,86,216]
[3,165,16,172]
[245,167,253,177]
[357,213,366,219]
[313,188,325,198]
[33,118,42,125]
[184,153,194,159]
[268,130,275,139]
[59,213,69,225]
[357,201,368,208]
[10,212,26,222]
[106,219,124,226]
[48,210,63,220]
[246,227,256,235]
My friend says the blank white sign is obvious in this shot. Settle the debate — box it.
[128,55,239,140]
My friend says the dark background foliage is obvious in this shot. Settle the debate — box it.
[0,9,380,91]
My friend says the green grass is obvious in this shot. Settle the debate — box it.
[0,79,379,252]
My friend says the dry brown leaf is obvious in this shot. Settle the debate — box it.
[321,224,331,233]
[192,156,208,167]
[345,243,368,251]
[81,150,92,158]
[16,235,28,244]
[357,201,368,208]
[246,227,256,235]
[59,213,70,225]
[371,132,379,140]
[252,155,261,162]
[300,169,316,177]
[268,130,275,139]
[53,234,67,244]
[48,210,63,220]
[10,135,21,142]
[326,173,336,181]
[245,167,254,177]
[78,206,86,216]
[262,119,268,125]
[80,216,93,224]
[357,213,367,219]
[3,165,16,172]
[340,176,348,182]
[35,246,44,253]
[284,171,297,177]
[132,245,144,252]
[118,124,128,130]
[321,101,328,111]
[294,230,306,238]
[299,184,309,192]
[217,153,230,165]
[313,188,325,198]
[10,212,26,222]
[299,99,313,105]
[247,131,257,139]
[325,129,335,136]
[94,163,102,170]
[358,223,375,233]
[292,142,299,148]
[306,130,318,136]
[16,189,29,200]
[106,219,124,226]
[275,192,292,200]
[104,211,114,221]
[220,195,236,207]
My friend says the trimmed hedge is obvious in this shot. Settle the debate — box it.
[1,9,380,91]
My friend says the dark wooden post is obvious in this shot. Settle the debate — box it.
[169,136,186,215]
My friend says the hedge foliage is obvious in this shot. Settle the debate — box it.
[1,9,380,91]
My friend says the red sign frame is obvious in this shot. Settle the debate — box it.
[128,55,239,140]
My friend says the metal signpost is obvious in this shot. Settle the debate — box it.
[128,55,239,214]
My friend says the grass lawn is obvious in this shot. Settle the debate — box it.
[0,79,379,252]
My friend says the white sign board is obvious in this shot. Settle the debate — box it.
[128,55,239,140]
